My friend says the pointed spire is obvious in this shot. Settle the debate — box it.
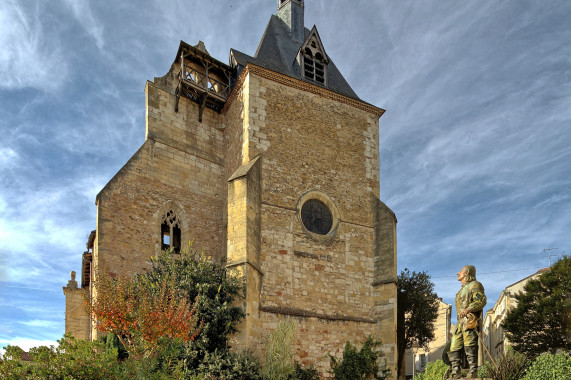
[277,0,304,42]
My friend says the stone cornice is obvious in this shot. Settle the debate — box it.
[260,305,376,323]
[222,63,385,117]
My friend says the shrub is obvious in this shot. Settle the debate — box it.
[195,349,262,379]
[521,351,571,380]
[0,334,121,379]
[478,346,529,380]
[329,336,390,380]
[412,359,448,380]
[0,345,30,379]
[293,361,320,380]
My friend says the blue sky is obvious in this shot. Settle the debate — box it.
[1,0,570,351]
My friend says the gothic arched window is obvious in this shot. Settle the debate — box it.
[301,34,327,85]
[161,210,181,252]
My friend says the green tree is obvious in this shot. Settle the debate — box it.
[137,247,245,369]
[502,256,571,357]
[396,268,439,379]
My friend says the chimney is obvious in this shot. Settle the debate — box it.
[278,0,304,42]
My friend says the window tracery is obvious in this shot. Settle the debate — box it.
[161,210,181,252]
[301,36,327,85]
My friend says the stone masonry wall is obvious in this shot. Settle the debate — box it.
[262,314,381,376]
[228,69,397,379]
[63,273,90,340]
[94,78,226,285]
[224,74,247,179]
[248,73,378,225]
[226,157,263,349]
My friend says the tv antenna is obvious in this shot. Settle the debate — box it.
[543,248,559,266]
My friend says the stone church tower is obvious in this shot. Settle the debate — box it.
[64,1,398,377]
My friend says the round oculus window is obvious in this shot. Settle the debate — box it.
[301,199,333,235]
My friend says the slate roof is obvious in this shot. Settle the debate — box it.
[230,15,360,100]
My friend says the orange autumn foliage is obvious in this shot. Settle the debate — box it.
[86,271,202,357]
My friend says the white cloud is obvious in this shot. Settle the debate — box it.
[0,0,68,91]
[19,319,60,329]
[0,148,18,169]
[0,337,58,352]
[0,174,102,284]
[61,0,104,50]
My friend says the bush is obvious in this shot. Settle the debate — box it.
[412,359,448,380]
[193,349,262,379]
[0,345,30,379]
[329,336,390,380]
[293,362,320,380]
[521,351,571,380]
[478,346,529,380]
[118,352,185,380]
[118,336,189,379]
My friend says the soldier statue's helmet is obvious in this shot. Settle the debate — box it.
[463,265,477,282]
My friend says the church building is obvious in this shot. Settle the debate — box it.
[63,1,398,377]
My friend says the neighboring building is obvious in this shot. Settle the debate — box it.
[404,299,452,379]
[63,1,398,377]
[482,268,549,362]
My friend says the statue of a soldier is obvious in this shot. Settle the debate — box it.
[448,265,487,378]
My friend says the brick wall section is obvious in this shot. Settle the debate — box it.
[260,207,376,315]
[244,74,270,160]
[372,195,398,373]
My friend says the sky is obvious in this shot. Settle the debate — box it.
[1,0,570,351]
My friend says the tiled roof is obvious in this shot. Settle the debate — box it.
[230,15,360,100]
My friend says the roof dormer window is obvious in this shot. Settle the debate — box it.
[299,28,328,86]
[303,48,325,84]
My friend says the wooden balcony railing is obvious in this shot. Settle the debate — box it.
[174,45,234,121]
[179,64,231,101]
